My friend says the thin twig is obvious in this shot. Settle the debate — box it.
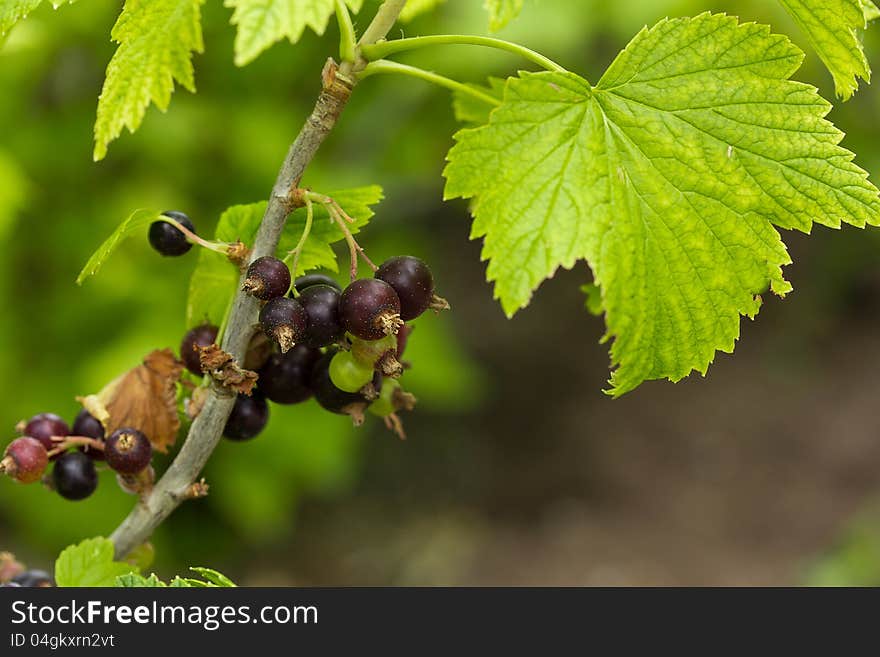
[109,0,410,559]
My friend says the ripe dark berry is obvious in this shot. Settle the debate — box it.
[73,410,106,461]
[294,273,342,294]
[375,256,436,320]
[299,284,344,347]
[243,256,291,300]
[259,297,308,353]
[310,351,369,421]
[52,452,98,501]
[180,324,219,376]
[339,279,404,340]
[149,211,195,256]
[258,345,320,405]
[224,394,269,441]
[11,570,53,587]
[2,437,48,484]
[23,412,69,456]
[105,428,152,474]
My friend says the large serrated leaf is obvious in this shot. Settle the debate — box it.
[224,0,363,66]
[93,0,205,161]
[76,209,158,285]
[778,0,879,100]
[444,13,880,396]
[55,537,137,587]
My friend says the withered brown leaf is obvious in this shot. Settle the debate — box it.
[90,349,184,453]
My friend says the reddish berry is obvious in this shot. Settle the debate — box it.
[2,437,48,484]
[23,413,69,457]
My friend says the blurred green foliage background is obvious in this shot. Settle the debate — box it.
[1,0,880,585]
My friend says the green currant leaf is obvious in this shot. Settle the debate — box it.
[116,573,167,587]
[188,567,236,587]
[76,209,159,285]
[452,77,505,126]
[55,537,138,587]
[444,13,880,396]
[93,0,205,161]
[186,202,265,328]
[0,0,76,40]
[277,185,384,276]
[400,0,446,23]
[485,0,523,32]
[862,0,880,21]
[778,0,879,100]
[224,0,363,67]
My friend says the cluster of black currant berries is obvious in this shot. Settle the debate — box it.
[179,253,445,441]
[0,412,154,502]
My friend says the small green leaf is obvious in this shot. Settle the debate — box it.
[399,0,445,23]
[76,209,158,285]
[116,573,167,587]
[94,0,205,160]
[778,0,878,100]
[277,185,384,276]
[225,0,363,66]
[169,576,194,587]
[189,567,236,587]
[444,13,880,396]
[186,202,265,328]
[485,0,523,32]
[452,77,505,125]
[0,0,76,40]
[55,537,138,587]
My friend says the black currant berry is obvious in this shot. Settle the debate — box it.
[299,284,344,347]
[259,297,308,353]
[258,345,320,405]
[1,437,48,484]
[11,570,53,587]
[294,273,342,294]
[310,351,368,421]
[243,256,291,300]
[339,279,404,341]
[52,451,98,501]
[149,211,195,257]
[224,394,269,441]
[105,428,152,474]
[73,410,106,461]
[375,256,436,321]
[23,412,69,456]
[180,324,219,376]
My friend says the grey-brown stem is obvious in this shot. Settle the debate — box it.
[110,0,409,559]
